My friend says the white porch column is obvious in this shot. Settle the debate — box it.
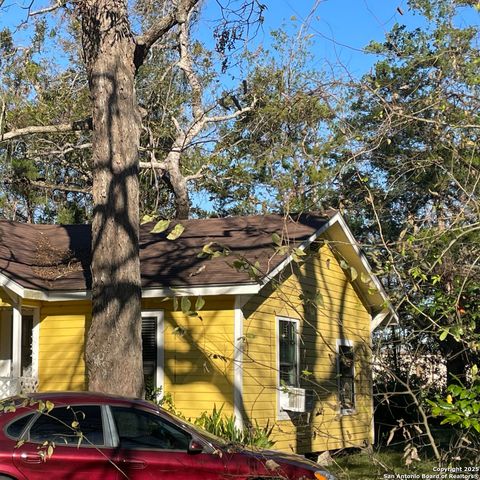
[11,303,22,378]
[234,295,248,430]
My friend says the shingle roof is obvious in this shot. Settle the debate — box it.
[0,211,336,292]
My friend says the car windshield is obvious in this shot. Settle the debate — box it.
[159,409,228,447]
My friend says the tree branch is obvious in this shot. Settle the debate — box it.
[1,118,92,142]
[30,180,91,194]
[135,0,200,67]
[139,160,167,170]
[177,8,204,121]
[28,0,65,16]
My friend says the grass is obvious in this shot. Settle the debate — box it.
[328,450,438,480]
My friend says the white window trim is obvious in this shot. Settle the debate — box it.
[141,310,164,400]
[336,338,356,415]
[276,316,300,420]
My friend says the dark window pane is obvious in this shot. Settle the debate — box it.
[111,407,190,451]
[142,316,158,393]
[337,345,355,411]
[28,406,104,446]
[279,320,298,386]
[21,314,33,375]
[6,413,34,439]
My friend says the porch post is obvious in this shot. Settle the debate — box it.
[11,303,22,378]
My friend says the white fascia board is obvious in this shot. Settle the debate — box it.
[0,272,25,299]
[258,213,340,290]
[2,279,260,302]
[371,310,390,331]
[142,284,259,297]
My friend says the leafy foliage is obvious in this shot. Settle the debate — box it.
[146,390,274,448]
[427,366,480,433]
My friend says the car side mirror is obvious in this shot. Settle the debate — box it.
[188,439,204,454]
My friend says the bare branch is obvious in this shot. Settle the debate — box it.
[203,97,257,125]
[28,0,65,16]
[1,118,91,142]
[177,8,204,121]
[185,165,207,182]
[139,160,167,170]
[30,180,91,194]
[135,0,200,66]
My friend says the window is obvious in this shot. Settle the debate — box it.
[21,314,33,376]
[5,413,34,439]
[111,407,191,450]
[278,318,299,387]
[28,406,105,446]
[337,342,355,413]
[141,312,163,395]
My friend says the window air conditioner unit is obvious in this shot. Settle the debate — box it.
[279,387,315,413]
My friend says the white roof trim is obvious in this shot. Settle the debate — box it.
[0,271,24,298]
[142,284,259,297]
[0,213,397,323]
[1,279,260,302]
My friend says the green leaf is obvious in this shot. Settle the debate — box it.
[141,214,156,225]
[339,259,349,270]
[181,297,191,314]
[271,232,282,246]
[151,219,170,234]
[350,266,358,281]
[439,328,449,341]
[292,248,307,263]
[314,290,324,307]
[360,272,370,283]
[167,223,185,240]
[195,296,205,311]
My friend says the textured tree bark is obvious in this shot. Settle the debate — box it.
[163,150,190,220]
[80,0,144,396]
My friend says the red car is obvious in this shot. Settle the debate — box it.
[0,392,335,480]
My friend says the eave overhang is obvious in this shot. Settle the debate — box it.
[0,213,397,329]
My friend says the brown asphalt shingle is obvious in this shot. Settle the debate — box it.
[0,211,335,292]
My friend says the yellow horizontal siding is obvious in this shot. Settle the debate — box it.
[241,244,373,453]
[162,296,235,417]
[38,301,90,392]
[33,243,374,454]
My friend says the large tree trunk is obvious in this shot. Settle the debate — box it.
[80,0,144,397]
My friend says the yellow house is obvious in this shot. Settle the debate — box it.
[0,211,395,454]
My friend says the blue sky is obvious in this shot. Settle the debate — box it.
[201,0,478,78]
[1,0,477,79]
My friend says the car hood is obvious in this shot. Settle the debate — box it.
[238,447,335,479]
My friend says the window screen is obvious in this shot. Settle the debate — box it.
[338,344,355,411]
[279,319,298,387]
